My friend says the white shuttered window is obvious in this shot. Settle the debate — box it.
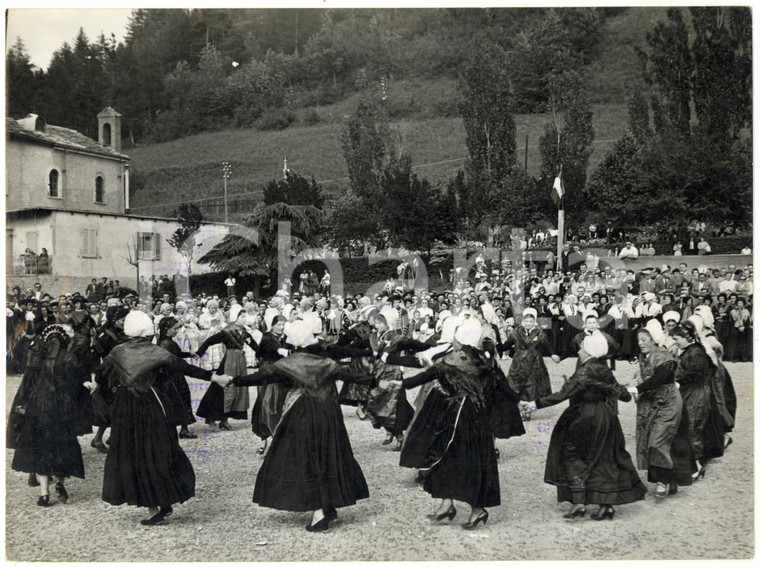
[81,229,98,258]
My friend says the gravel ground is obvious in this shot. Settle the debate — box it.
[5,358,754,561]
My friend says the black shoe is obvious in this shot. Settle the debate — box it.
[591,505,615,521]
[91,439,109,453]
[381,434,394,446]
[325,506,338,522]
[37,495,51,507]
[140,506,172,526]
[692,466,706,481]
[218,422,232,431]
[305,517,330,532]
[28,473,39,487]
[562,504,586,519]
[426,504,456,521]
[393,436,403,451]
[462,509,489,530]
[668,484,678,495]
[179,431,197,439]
[55,482,69,504]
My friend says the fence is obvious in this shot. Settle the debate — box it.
[8,254,52,276]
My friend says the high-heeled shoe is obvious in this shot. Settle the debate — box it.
[462,509,489,530]
[28,473,39,487]
[427,504,457,521]
[325,506,338,521]
[305,517,330,532]
[381,434,394,446]
[692,466,706,481]
[55,482,69,504]
[591,506,615,521]
[562,504,586,519]
[37,495,51,507]
[218,422,232,431]
[179,430,197,439]
[91,439,109,453]
[140,506,173,526]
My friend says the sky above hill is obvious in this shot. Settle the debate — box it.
[6,8,133,70]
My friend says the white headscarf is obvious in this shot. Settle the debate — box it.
[582,330,609,358]
[285,319,319,348]
[124,311,155,338]
[228,304,244,322]
[455,318,482,348]
[644,319,667,347]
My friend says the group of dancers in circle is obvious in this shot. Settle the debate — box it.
[8,285,737,532]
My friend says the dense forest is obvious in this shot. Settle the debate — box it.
[7,8,616,142]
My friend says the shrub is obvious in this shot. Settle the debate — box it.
[256,108,295,131]
[302,109,322,126]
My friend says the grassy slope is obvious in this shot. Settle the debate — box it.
[127,8,664,221]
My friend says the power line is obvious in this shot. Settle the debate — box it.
[129,138,621,211]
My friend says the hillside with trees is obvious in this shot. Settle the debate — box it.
[7,7,752,256]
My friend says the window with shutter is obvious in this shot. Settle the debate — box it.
[154,233,161,260]
[82,229,97,258]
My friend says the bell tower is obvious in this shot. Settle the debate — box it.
[97,107,122,153]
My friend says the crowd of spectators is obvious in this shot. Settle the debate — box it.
[7,247,753,378]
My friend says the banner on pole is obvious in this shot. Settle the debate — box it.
[551,171,564,207]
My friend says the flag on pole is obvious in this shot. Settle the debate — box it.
[551,169,564,207]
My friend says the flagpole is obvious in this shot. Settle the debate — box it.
[557,196,564,267]
[555,165,564,268]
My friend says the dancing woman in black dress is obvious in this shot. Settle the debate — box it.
[157,316,199,439]
[626,321,695,499]
[231,321,378,532]
[527,331,646,520]
[9,325,93,506]
[672,321,725,479]
[250,315,291,454]
[90,306,130,453]
[99,311,232,525]
[196,305,257,430]
[387,318,503,529]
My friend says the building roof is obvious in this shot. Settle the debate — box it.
[6,206,233,227]
[6,117,130,160]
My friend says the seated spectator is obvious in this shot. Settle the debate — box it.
[619,242,639,259]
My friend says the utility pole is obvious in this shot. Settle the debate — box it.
[222,161,232,223]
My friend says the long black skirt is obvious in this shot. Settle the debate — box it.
[102,387,195,509]
[252,395,369,512]
[251,383,289,440]
[366,382,415,436]
[401,389,500,508]
[544,401,647,505]
[196,350,249,421]
[11,419,85,479]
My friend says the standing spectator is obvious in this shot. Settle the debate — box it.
[224,274,237,297]
[697,237,711,255]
